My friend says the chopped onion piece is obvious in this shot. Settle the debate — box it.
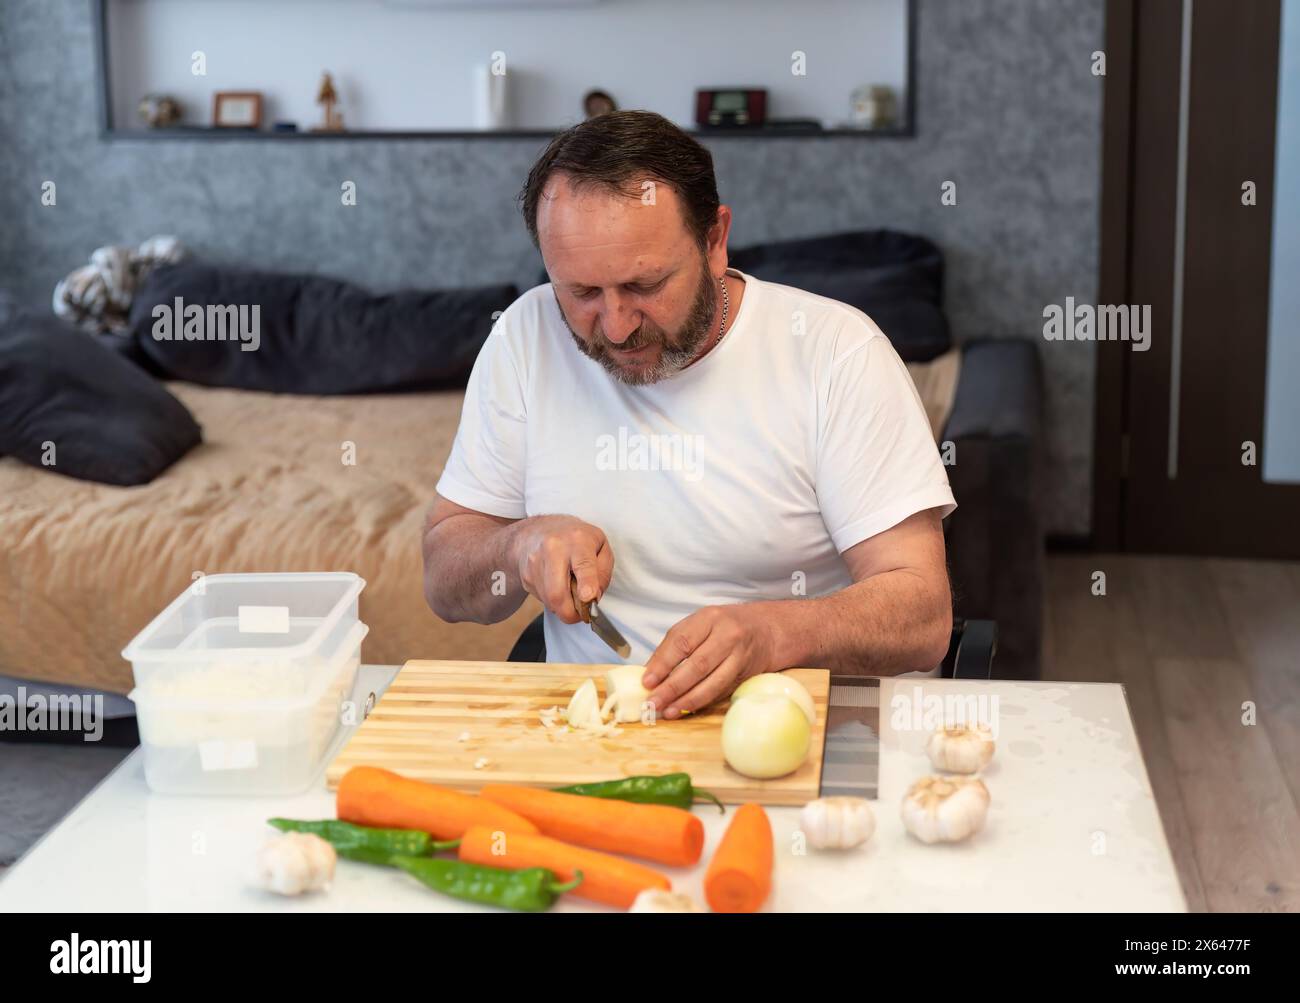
[603,665,652,724]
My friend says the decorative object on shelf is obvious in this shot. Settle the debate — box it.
[314,72,345,132]
[472,62,509,130]
[582,89,616,119]
[137,93,181,128]
[272,121,299,133]
[694,88,767,129]
[212,91,263,129]
[850,84,899,130]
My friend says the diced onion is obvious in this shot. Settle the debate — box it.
[603,665,652,724]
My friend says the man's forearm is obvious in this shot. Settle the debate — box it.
[766,570,952,675]
[422,514,527,624]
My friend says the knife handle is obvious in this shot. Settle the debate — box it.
[569,574,593,624]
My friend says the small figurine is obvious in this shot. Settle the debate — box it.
[314,72,345,132]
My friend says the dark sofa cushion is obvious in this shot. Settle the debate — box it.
[0,312,201,485]
[727,229,952,362]
[129,262,518,394]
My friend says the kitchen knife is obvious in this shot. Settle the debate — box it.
[818,675,881,799]
[569,576,632,659]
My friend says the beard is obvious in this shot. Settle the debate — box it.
[556,257,718,386]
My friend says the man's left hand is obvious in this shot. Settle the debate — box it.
[641,603,783,720]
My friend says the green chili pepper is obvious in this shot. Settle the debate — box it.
[553,773,725,813]
[391,856,582,912]
[267,818,459,866]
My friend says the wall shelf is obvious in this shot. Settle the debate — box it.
[94,0,918,141]
[103,125,914,141]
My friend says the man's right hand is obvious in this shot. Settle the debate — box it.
[508,515,614,624]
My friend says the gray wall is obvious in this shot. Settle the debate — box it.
[0,0,1104,535]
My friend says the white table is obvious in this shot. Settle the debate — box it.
[0,666,1187,912]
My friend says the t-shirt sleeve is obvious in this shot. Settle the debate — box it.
[815,332,957,554]
[434,324,529,519]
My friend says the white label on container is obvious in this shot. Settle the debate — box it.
[238,605,290,634]
[198,739,259,772]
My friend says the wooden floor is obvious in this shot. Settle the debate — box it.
[1044,554,1300,912]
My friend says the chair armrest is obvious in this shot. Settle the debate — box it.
[507,613,546,663]
[942,340,1045,680]
[946,618,997,679]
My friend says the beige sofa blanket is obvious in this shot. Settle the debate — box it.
[0,351,957,695]
[0,384,540,694]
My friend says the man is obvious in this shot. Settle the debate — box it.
[423,110,955,721]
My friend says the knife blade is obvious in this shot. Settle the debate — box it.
[819,675,880,799]
[570,576,632,659]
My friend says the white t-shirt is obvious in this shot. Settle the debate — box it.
[436,267,957,667]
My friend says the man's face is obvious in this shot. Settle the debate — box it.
[538,175,719,386]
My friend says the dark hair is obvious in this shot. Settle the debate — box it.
[519,110,721,252]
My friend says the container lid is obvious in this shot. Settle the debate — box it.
[122,572,366,663]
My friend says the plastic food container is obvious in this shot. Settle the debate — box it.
[122,572,368,796]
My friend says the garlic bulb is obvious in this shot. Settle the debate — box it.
[926,724,995,774]
[900,775,990,844]
[628,889,705,913]
[800,797,875,850]
[602,664,651,723]
[256,832,336,895]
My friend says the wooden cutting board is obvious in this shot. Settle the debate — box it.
[326,660,830,806]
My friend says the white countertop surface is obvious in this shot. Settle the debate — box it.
[0,665,1187,912]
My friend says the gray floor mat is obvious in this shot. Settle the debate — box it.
[0,743,132,870]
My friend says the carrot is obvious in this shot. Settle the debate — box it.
[478,784,704,867]
[336,766,537,840]
[458,825,670,909]
[704,802,773,913]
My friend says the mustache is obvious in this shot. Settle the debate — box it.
[592,326,661,353]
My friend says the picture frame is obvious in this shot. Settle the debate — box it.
[212,91,263,129]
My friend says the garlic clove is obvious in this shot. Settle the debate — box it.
[256,831,336,895]
[925,724,996,774]
[628,889,705,913]
[800,796,876,850]
[900,774,990,844]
